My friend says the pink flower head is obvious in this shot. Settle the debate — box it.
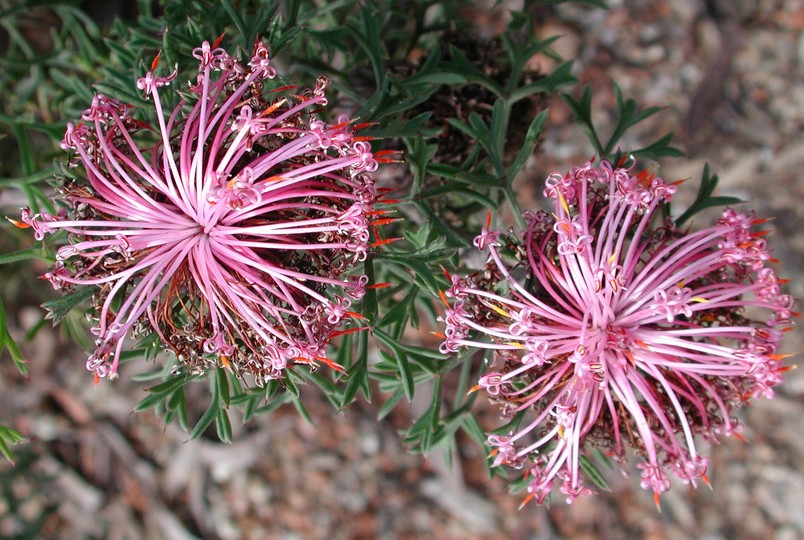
[21,39,384,383]
[441,160,796,505]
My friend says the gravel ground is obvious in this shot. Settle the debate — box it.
[1,1,803,538]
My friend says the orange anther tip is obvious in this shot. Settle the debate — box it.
[702,474,713,490]
[467,384,481,395]
[345,311,367,320]
[518,493,535,511]
[438,290,450,307]
[7,218,29,228]
[430,331,446,339]
[732,432,748,442]
[654,492,662,512]
[93,373,100,385]
[485,210,492,229]
[769,353,793,361]
[379,198,401,204]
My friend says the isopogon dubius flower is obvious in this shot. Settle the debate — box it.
[18,39,391,385]
[440,160,796,506]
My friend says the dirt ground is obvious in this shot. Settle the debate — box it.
[1,0,803,538]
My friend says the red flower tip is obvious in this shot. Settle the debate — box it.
[150,50,162,71]
[313,355,345,373]
[213,32,225,49]
[330,326,369,338]
[366,282,392,290]
[371,217,402,227]
[370,237,401,248]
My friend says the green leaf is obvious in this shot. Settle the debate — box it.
[0,246,50,265]
[580,454,611,491]
[377,387,405,420]
[561,87,603,154]
[505,109,548,185]
[215,367,230,408]
[375,332,415,400]
[0,296,27,376]
[215,409,233,444]
[0,425,27,465]
[626,132,685,161]
[461,414,486,447]
[676,163,742,226]
[406,137,438,197]
[443,46,504,97]
[405,72,466,86]
[41,287,96,325]
[189,394,219,440]
[509,61,576,103]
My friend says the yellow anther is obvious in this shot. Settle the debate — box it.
[485,302,511,319]
[558,192,570,215]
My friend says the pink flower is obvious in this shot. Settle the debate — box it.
[441,160,795,505]
[20,39,385,383]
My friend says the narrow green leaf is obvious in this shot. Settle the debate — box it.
[189,396,219,440]
[461,414,487,446]
[0,296,27,376]
[505,110,548,185]
[429,376,442,433]
[215,409,233,443]
[377,387,405,420]
[509,61,576,103]
[580,454,611,491]
[0,425,26,465]
[215,367,230,408]
[0,246,50,265]
[41,286,96,325]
